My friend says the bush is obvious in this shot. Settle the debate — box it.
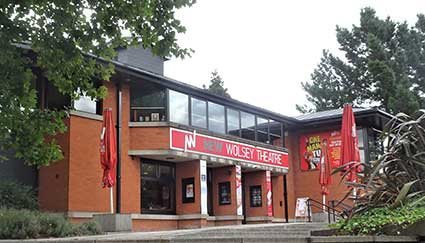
[0,209,40,239]
[0,180,38,210]
[0,208,102,239]
[332,202,425,235]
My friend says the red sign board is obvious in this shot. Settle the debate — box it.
[300,130,341,171]
[170,128,289,169]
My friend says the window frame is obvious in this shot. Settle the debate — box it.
[140,159,176,214]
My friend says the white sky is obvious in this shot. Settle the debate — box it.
[164,0,424,117]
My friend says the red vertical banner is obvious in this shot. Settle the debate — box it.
[266,170,273,217]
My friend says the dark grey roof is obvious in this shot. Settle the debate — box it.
[295,107,394,123]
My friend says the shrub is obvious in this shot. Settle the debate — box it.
[332,202,425,235]
[0,208,102,239]
[0,180,38,210]
[0,209,40,239]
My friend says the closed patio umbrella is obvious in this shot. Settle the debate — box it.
[319,138,332,212]
[340,105,361,189]
[100,108,117,213]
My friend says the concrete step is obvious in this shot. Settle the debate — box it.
[171,236,309,243]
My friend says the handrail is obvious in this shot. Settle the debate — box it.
[306,198,348,224]
[329,199,353,220]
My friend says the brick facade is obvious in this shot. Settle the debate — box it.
[37,79,354,231]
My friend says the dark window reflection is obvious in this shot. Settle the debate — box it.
[270,120,282,146]
[241,112,255,141]
[141,161,175,214]
[191,98,207,128]
[227,108,240,136]
[257,117,269,143]
[130,81,166,122]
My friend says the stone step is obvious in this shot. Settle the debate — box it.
[171,236,309,243]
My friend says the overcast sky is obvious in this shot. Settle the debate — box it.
[164,1,424,117]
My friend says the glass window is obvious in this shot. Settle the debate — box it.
[169,90,189,125]
[270,120,282,146]
[191,98,207,128]
[227,108,240,137]
[208,102,225,134]
[141,163,156,177]
[241,112,255,140]
[141,161,175,214]
[357,129,364,148]
[256,117,269,143]
[74,94,97,114]
[130,81,166,122]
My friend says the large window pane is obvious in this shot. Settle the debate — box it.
[227,108,240,137]
[169,90,189,125]
[241,112,255,141]
[257,117,269,143]
[270,120,282,146]
[130,81,166,122]
[191,98,207,128]
[141,161,175,214]
[208,102,225,134]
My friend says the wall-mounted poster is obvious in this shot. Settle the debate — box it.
[182,177,195,203]
[300,130,341,171]
[218,182,231,205]
[250,185,262,207]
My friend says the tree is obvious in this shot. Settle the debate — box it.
[203,70,231,98]
[0,1,195,166]
[298,8,425,115]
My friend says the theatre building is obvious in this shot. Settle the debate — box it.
[0,46,393,231]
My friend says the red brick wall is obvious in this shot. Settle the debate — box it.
[38,119,70,212]
[130,127,170,150]
[244,171,267,217]
[119,84,141,213]
[212,166,237,216]
[133,219,178,231]
[272,175,284,219]
[67,115,109,212]
[176,160,200,215]
[286,129,351,217]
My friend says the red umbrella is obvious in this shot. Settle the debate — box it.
[100,108,117,213]
[340,105,360,184]
[319,138,332,211]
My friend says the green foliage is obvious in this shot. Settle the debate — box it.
[332,203,425,235]
[298,8,425,115]
[0,208,102,239]
[0,1,194,166]
[0,181,38,210]
[346,111,425,214]
[203,70,231,98]
[333,110,425,235]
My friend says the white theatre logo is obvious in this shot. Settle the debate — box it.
[184,130,197,152]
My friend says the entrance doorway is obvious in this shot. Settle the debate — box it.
[207,168,213,216]
[241,172,246,224]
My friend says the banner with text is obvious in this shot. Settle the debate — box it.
[170,128,288,169]
[299,130,341,171]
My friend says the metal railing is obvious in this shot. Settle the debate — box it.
[306,198,351,224]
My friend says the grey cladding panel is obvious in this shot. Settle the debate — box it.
[0,150,37,188]
[117,46,164,75]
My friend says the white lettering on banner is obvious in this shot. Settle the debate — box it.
[257,150,282,165]
[171,128,289,169]
[226,144,255,160]
[184,130,196,152]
